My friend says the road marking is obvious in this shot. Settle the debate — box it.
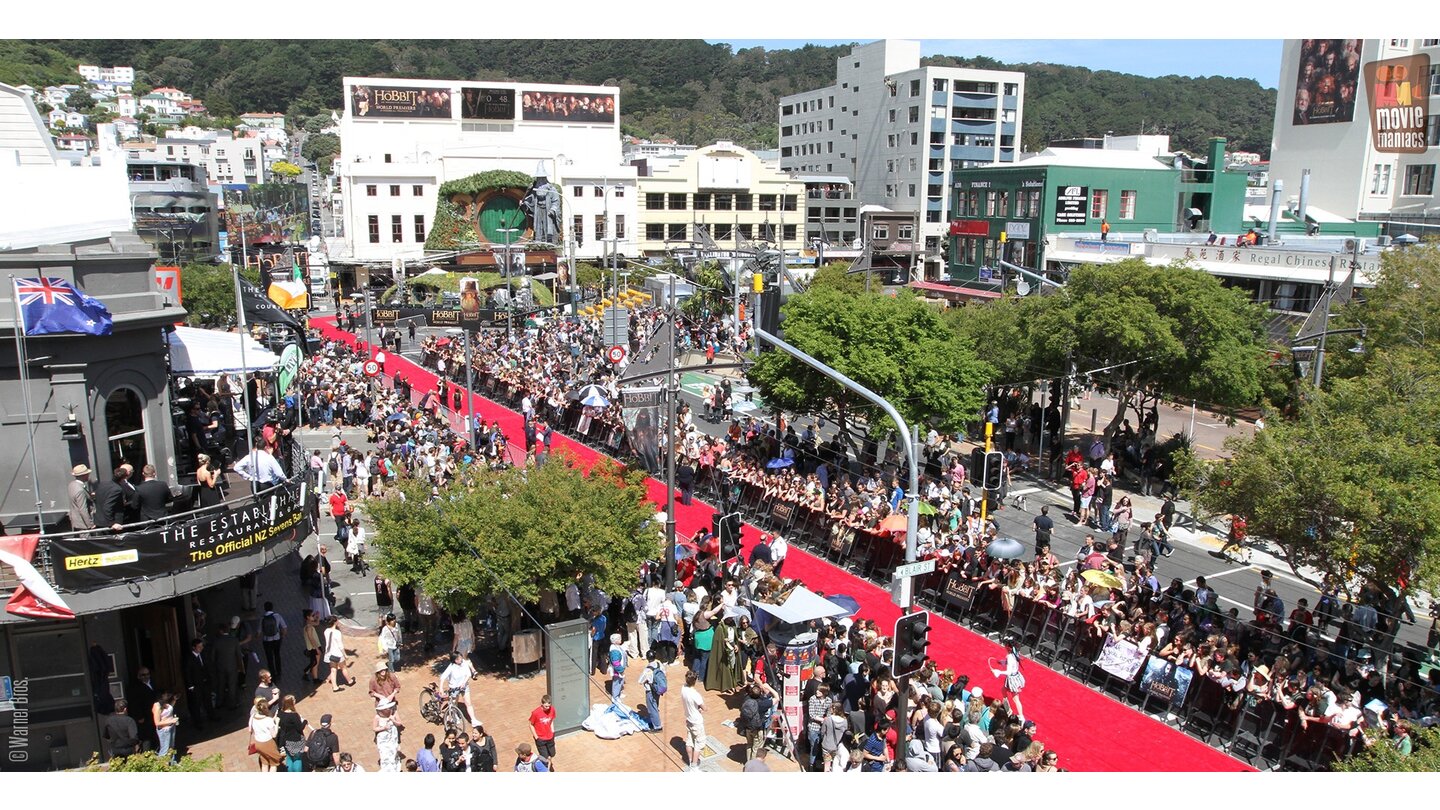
[1196,444,1218,452]
[1011,487,1042,496]
[1185,566,1254,585]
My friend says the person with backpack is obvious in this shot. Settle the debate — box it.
[738,681,777,763]
[513,742,550,772]
[638,649,667,731]
[259,601,287,681]
[304,713,339,771]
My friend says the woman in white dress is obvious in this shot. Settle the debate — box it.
[324,616,350,692]
[374,699,402,772]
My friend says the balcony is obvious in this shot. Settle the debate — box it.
[14,443,314,620]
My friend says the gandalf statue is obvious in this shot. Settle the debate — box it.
[520,176,563,245]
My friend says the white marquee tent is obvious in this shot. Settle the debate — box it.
[166,326,279,377]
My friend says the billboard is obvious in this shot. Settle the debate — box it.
[521,90,616,123]
[1364,55,1431,153]
[461,86,516,120]
[350,84,453,119]
[1292,39,1363,125]
[1054,185,1088,225]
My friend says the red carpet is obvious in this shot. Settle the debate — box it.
[317,319,1248,772]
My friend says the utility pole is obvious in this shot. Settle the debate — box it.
[663,274,679,588]
[1312,243,1352,389]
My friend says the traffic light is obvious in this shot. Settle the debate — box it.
[893,610,931,677]
[982,451,1004,490]
[970,447,986,483]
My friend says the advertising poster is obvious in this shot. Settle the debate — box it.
[1292,39,1363,125]
[1139,658,1195,708]
[619,387,662,474]
[461,86,516,120]
[781,635,818,747]
[1364,55,1431,153]
[1094,635,1146,682]
[1054,185,1088,225]
[521,90,616,123]
[350,85,453,119]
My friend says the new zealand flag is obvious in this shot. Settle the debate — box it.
[13,277,113,336]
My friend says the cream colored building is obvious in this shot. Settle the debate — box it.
[635,141,802,257]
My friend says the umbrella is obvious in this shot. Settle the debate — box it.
[826,594,862,618]
[916,501,938,516]
[723,604,752,622]
[879,513,909,533]
[436,337,452,347]
[385,413,407,424]
[985,536,1026,560]
[765,457,794,470]
[577,384,610,408]
[1082,569,1125,591]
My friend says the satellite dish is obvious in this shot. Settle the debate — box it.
[1016,280,1032,296]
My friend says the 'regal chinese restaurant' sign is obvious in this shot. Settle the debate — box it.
[48,483,312,592]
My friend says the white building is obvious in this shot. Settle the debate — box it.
[777,39,1025,273]
[0,85,132,249]
[114,92,137,118]
[125,129,270,186]
[77,64,135,88]
[338,76,633,263]
[1268,38,1440,223]
[42,85,79,107]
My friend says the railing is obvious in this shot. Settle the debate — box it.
[33,440,311,593]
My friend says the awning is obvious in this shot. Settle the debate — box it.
[754,587,852,624]
[909,280,1001,299]
[167,326,280,377]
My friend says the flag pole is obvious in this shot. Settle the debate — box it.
[231,191,257,493]
[10,275,48,533]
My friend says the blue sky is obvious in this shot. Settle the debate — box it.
[708,40,1284,89]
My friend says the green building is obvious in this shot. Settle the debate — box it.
[947,136,1249,283]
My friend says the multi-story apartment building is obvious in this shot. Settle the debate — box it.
[778,39,1025,278]
[125,129,270,186]
[76,64,134,89]
[1268,38,1439,227]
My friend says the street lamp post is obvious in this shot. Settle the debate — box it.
[498,227,521,343]
[230,189,257,493]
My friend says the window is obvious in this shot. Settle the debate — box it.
[873,225,889,240]
[1390,39,1409,47]
[1119,190,1137,220]
[1430,115,1440,147]
[998,190,1010,216]
[1371,164,1393,195]
[693,193,711,211]
[759,194,777,211]
[645,223,664,240]
[668,193,686,210]
[933,78,948,92]
[713,223,733,241]
[986,191,999,217]
[574,215,584,246]
[736,193,753,211]
[366,184,377,197]
[1430,65,1440,96]
[1004,83,1019,96]
[667,224,686,241]
[590,186,602,198]
[573,186,584,197]
[908,183,917,198]
[898,224,914,240]
[909,157,918,171]
[888,82,896,97]
[412,185,424,196]
[645,192,665,210]
[886,159,896,173]
[889,109,897,123]
[715,193,732,211]
[389,184,400,196]
[595,214,606,241]
[391,215,403,243]
[1425,39,1439,46]
[614,186,625,198]
[1403,164,1436,195]
[911,132,919,146]
[909,106,920,123]
[413,214,425,242]
[615,214,625,239]
[910,79,921,96]
[782,195,798,212]
[1090,189,1109,219]
[105,387,148,471]
[383,153,392,163]
[368,215,380,243]
[887,134,898,148]
[965,191,980,217]
[783,224,797,241]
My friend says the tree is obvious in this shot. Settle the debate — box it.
[269,160,302,180]
[1025,260,1268,441]
[65,87,97,112]
[944,294,1055,388]
[367,456,661,614]
[1332,727,1440,772]
[179,262,258,326]
[747,285,992,440]
[299,133,339,164]
[807,261,868,296]
[303,112,332,134]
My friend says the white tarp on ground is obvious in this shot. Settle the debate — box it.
[167,326,280,376]
[580,702,652,738]
[754,586,852,624]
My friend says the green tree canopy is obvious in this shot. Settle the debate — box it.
[299,132,339,163]
[748,286,991,439]
[367,456,661,613]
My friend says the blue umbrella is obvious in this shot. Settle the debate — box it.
[386,412,407,423]
[577,384,610,408]
[766,457,794,470]
[827,594,862,618]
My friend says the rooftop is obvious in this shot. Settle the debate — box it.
[1008,147,1175,171]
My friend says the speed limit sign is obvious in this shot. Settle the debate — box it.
[362,360,381,377]
[606,345,627,365]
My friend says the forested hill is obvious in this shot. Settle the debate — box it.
[0,39,1276,156]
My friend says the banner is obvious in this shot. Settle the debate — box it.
[1292,39,1362,125]
[1139,657,1195,707]
[780,634,818,746]
[350,84,452,119]
[240,278,304,339]
[461,87,515,120]
[1054,185,1088,225]
[154,265,183,308]
[276,343,302,396]
[1364,54,1431,153]
[48,482,312,592]
[620,386,663,474]
[521,90,616,123]
[1094,635,1146,681]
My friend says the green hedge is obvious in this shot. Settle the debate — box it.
[425,170,534,252]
